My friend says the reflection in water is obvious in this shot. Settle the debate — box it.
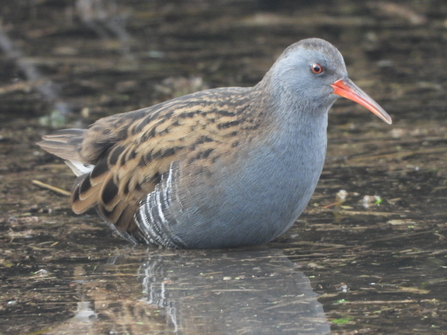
[72,301,97,323]
[45,247,329,334]
[137,247,330,335]
[0,25,71,119]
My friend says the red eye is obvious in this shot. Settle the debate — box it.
[311,63,323,74]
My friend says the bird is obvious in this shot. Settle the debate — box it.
[37,38,392,249]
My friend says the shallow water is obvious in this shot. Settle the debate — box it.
[1,0,447,334]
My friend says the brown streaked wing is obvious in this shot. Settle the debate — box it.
[70,86,262,236]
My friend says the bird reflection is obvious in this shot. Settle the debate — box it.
[46,247,330,335]
[137,247,330,335]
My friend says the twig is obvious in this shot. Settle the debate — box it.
[32,180,71,196]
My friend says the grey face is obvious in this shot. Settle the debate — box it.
[271,39,348,107]
[269,38,392,124]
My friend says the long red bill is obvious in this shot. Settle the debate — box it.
[331,78,392,125]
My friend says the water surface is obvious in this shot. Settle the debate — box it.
[1,1,446,334]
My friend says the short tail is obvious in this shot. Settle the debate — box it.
[37,129,87,162]
[37,129,94,176]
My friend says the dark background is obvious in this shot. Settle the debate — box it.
[1,1,446,334]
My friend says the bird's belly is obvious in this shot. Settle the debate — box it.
[169,140,326,248]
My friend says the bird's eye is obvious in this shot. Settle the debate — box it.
[311,63,323,74]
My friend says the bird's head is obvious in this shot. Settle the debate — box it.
[269,38,392,124]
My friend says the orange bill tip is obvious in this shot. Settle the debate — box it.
[331,78,392,125]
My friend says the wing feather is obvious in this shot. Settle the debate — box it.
[37,87,259,242]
